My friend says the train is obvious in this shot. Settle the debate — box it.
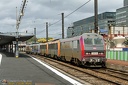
[25,33,106,67]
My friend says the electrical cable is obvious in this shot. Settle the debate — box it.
[36,0,91,36]
[49,0,91,27]
[64,0,91,18]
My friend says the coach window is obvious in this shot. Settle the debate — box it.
[52,44,54,49]
[49,44,52,49]
[73,40,77,48]
[45,45,46,49]
[77,40,79,48]
[55,43,57,49]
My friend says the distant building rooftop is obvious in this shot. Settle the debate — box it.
[73,12,116,27]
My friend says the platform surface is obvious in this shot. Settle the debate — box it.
[106,59,128,72]
[0,52,75,85]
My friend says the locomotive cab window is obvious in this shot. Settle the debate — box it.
[84,38,92,45]
[94,38,103,44]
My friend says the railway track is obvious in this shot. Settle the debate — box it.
[90,68,128,81]
[27,54,128,85]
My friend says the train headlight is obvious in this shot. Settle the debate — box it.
[101,53,103,54]
[91,52,98,55]
[86,52,91,55]
[98,52,104,55]
[90,59,92,62]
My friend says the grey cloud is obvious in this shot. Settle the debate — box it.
[0,0,123,38]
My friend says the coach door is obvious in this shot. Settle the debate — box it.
[72,40,80,58]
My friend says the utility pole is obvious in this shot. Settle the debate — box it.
[46,22,48,42]
[94,0,98,33]
[34,28,36,43]
[62,13,64,39]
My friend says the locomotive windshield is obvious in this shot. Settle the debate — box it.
[84,38,103,45]
[84,38,93,45]
[94,38,103,44]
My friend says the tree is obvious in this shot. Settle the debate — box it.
[26,37,54,43]
[37,37,54,43]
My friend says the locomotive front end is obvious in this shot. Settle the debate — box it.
[81,34,106,67]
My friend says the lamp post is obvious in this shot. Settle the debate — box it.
[15,0,27,58]
[34,28,36,43]
[15,7,19,58]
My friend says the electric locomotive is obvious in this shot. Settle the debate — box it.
[59,33,106,67]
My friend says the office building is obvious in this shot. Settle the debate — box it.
[116,0,128,26]
[124,0,128,6]
[67,12,116,38]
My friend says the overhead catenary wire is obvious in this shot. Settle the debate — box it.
[49,19,62,27]
[37,29,46,35]
[64,0,91,18]
[36,0,91,37]
[49,0,91,27]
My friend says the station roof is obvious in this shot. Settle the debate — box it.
[0,32,34,45]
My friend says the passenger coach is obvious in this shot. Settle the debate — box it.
[47,39,60,59]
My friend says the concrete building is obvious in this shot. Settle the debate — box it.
[67,12,116,38]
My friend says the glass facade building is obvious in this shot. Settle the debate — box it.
[124,0,128,6]
[67,12,116,38]
[116,0,128,26]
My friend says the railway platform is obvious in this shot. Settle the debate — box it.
[106,48,128,72]
[0,51,84,85]
[106,59,128,72]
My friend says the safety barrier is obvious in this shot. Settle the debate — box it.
[106,48,128,61]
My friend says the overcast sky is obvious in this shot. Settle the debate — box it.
[0,0,123,39]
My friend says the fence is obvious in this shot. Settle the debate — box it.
[106,48,128,61]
